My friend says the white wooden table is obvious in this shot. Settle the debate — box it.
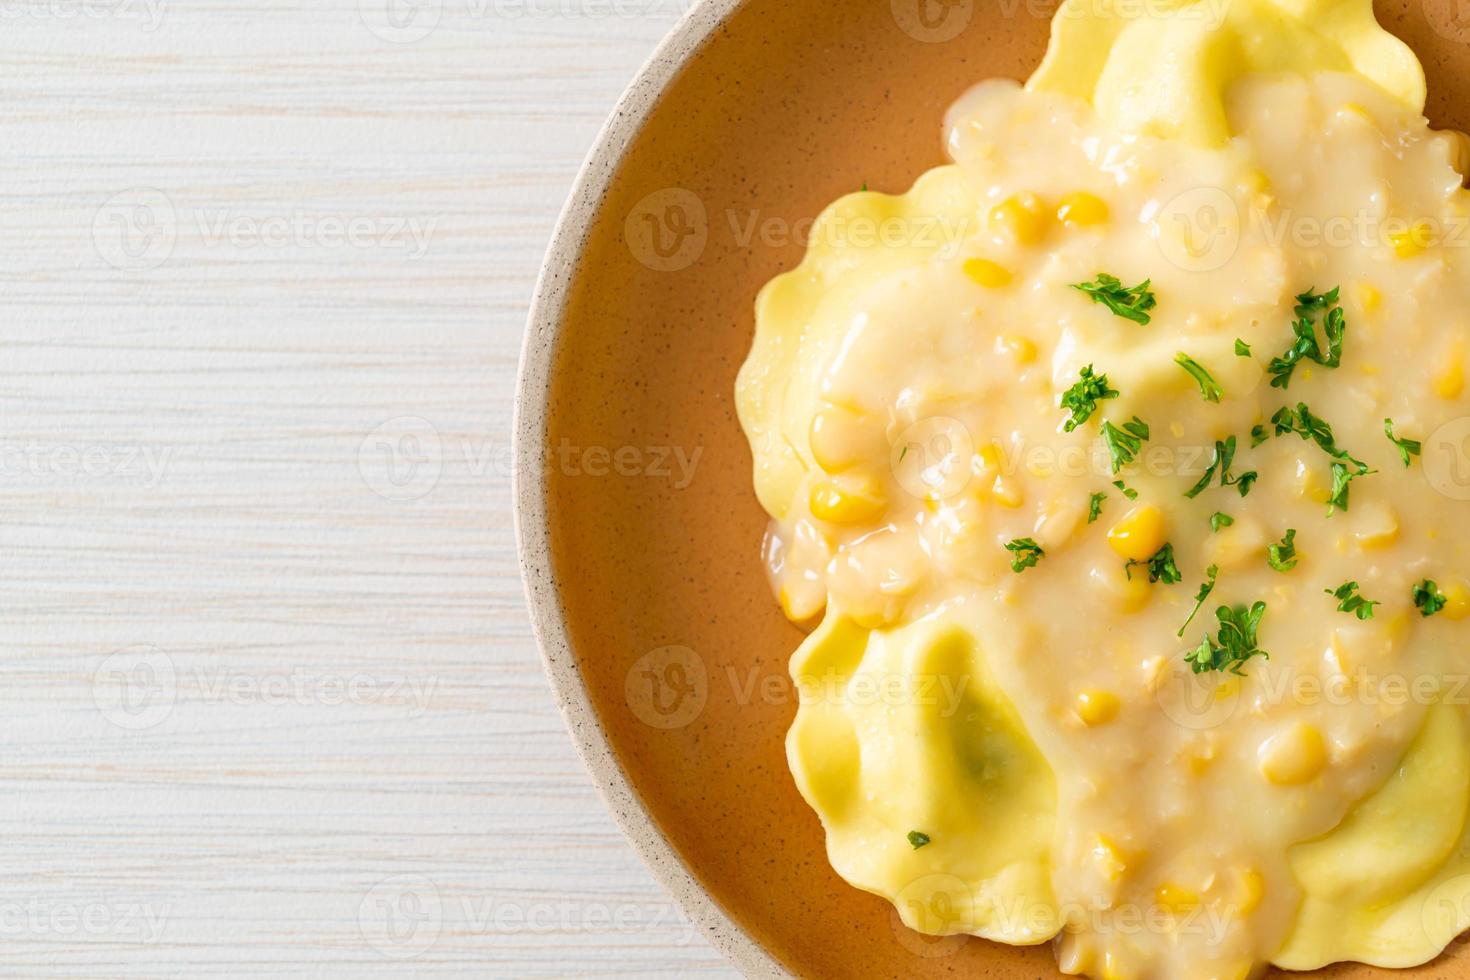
[0,2,735,975]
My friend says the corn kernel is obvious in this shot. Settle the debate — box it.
[1389,221,1435,258]
[1092,835,1129,881]
[1435,342,1465,400]
[809,476,886,524]
[1236,869,1265,914]
[809,406,868,474]
[1293,456,1331,504]
[1259,723,1328,786]
[1076,690,1121,726]
[1057,191,1109,227]
[996,334,1037,363]
[1239,169,1270,194]
[1037,496,1085,548]
[976,442,1002,472]
[1353,500,1399,549]
[1155,883,1200,913]
[1204,519,1266,569]
[1443,579,1470,621]
[990,475,1024,508]
[989,192,1049,246]
[1107,505,1166,563]
[963,257,1014,288]
[1090,564,1151,614]
[1356,282,1381,313]
[1185,741,1217,775]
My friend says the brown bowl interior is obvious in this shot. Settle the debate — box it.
[540,1,1470,975]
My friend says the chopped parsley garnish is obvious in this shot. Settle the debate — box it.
[1072,274,1157,325]
[1177,565,1220,637]
[1126,543,1182,585]
[1267,287,1346,389]
[1235,339,1252,357]
[1185,436,1257,499]
[1327,462,1365,513]
[1271,403,1374,512]
[1060,365,1119,431]
[1005,537,1045,573]
[1273,402,1366,467]
[1185,601,1269,675]
[1113,479,1139,500]
[1266,529,1298,572]
[1326,581,1378,620]
[1413,580,1447,618]
[1088,492,1107,524]
[1210,512,1234,533]
[1175,353,1223,403]
[1384,418,1422,468]
[1250,424,1269,448]
[1102,417,1151,473]
[907,830,931,850]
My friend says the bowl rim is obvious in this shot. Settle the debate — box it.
[512,1,789,976]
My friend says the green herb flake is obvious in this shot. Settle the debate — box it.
[1267,287,1346,389]
[1112,480,1139,501]
[1102,416,1151,473]
[1184,601,1269,675]
[1175,353,1223,403]
[1126,543,1182,585]
[1005,537,1045,574]
[1060,365,1120,432]
[1235,339,1252,357]
[1210,512,1234,533]
[1178,565,1221,637]
[1413,580,1448,618]
[907,830,931,850]
[1250,424,1269,448]
[1326,581,1378,620]
[1273,403,1375,512]
[1266,528,1298,572]
[1072,274,1157,325]
[1087,492,1107,524]
[1384,418,1422,468]
[1185,436,1257,499]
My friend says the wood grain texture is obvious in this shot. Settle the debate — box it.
[0,1,736,975]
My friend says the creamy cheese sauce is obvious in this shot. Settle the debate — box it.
[735,2,1470,976]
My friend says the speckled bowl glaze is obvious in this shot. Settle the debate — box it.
[515,1,1470,975]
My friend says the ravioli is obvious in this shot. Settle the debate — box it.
[736,0,1470,977]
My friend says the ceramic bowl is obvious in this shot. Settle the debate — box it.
[515,1,1470,975]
